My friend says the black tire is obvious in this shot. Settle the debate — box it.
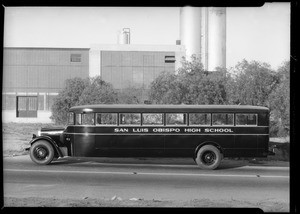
[195,145,222,170]
[30,140,55,165]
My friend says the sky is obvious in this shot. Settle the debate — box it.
[4,3,290,70]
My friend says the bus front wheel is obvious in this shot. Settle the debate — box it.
[30,140,55,165]
[195,145,222,170]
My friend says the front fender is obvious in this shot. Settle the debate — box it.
[29,135,63,157]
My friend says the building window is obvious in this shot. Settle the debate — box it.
[165,56,176,63]
[70,54,81,62]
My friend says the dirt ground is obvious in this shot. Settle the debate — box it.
[3,196,289,211]
[2,123,59,157]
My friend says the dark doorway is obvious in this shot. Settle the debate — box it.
[16,96,38,118]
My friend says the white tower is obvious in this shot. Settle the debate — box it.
[180,6,226,71]
[180,7,202,61]
[206,7,226,71]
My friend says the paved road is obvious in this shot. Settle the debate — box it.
[3,155,289,207]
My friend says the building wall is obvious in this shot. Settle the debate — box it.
[2,45,185,123]
[89,44,186,79]
[2,48,89,123]
[100,51,176,90]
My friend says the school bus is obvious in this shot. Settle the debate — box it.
[28,104,275,169]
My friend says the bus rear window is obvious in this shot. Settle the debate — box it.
[96,113,118,125]
[236,114,257,126]
[120,113,141,125]
[212,113,234,126]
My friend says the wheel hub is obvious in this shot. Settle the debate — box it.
[202,151,216,165]
[35,148,47,159]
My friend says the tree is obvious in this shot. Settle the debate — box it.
[117,86,144,104]
[50,77,89,125]
[149,55,229,105]
[268,61,290,137]
[227,59,280,106]
[78,76,118,105]
[51,76,117,125]
[148,71,181,104]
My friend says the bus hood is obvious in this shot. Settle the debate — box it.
[38,127,65,136]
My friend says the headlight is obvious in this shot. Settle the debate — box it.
[37,130,41,136]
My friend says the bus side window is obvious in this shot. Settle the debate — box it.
[82,113,95,125]
[236,114,257,126]
[96,113,118,125]
[142,113,163,125]
[189,113,211,126]
[166,113,187,126]
[212,113,234,126]
[119,113,141,125]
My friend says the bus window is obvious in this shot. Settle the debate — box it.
[142,113,163,126]
[166,113,187,126]
[189,113,211,126]
[68,112,74,125]
[119,113,141,125]
[96,113,118,125]
[212,113,234,126]
[236,114,257,126]
[82,113,94,125]
[75,114,82,125]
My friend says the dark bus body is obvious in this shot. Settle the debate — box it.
[28,104,274,169]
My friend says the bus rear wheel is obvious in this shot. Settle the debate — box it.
[195,145,222,170]
[30,140,55,165]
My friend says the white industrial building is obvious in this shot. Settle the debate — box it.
[2,7,226,123]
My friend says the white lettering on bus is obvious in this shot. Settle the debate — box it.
[114,128,129,133]
[153,128,180,133]
[133,128,149,133]
[204,128,234,133]
[184,128,202,133]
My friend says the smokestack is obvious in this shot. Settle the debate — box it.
[118,28,130,44]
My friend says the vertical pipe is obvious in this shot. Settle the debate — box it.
[200,7,209,70]
[207,7,226,71]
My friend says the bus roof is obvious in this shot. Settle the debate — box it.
[69,104,269,114]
